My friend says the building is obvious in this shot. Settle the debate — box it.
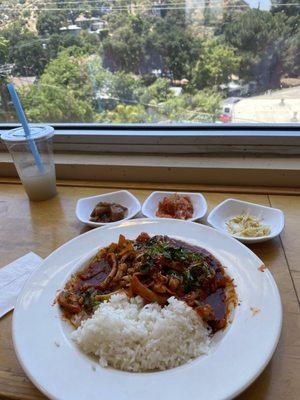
[90,20,108,32]
[75,16,101,29]
[59,25,82,36]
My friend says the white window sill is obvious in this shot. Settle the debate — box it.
[1,125,300,154]
[1,152,300,187]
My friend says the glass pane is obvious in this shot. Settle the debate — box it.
[0,0,299,124]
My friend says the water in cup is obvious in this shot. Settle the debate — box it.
[1,125,57,201]
[19,165,57,201]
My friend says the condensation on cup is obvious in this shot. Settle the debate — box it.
[1,125,57,201]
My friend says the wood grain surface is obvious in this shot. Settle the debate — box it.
[0,181,299,400]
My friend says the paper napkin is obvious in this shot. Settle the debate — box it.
[0,252,43,318]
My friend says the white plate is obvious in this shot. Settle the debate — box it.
[142,191,207,221]
[13,218,282,400]
[207,198,285,244]
[76,190,141,227]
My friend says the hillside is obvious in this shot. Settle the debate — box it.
[0,0,40,30]
[0,0,250,32]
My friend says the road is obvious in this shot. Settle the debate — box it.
[231,86,300,123]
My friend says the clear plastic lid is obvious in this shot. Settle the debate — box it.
[1,125,54,142]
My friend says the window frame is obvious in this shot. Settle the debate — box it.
[0,123,300,154]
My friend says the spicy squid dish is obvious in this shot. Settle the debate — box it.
[57,233,237,372]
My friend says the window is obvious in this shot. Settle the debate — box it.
[0,1,299,126]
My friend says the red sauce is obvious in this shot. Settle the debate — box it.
[57,234,237,333]
[156,194,194,219]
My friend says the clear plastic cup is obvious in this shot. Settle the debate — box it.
[1,125,57,201]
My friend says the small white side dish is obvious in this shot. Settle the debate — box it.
[142,191,207,221]
[207,198,284,243]
[76,190,141,227]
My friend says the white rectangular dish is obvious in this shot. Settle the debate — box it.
[76,190,141,227]
[142,191,207,221]
[207,198,284,243]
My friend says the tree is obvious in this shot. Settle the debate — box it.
[271,0,300,17]
[46,31,100,61]
[190,91,222,120]
[203,0,211,26]
[222,9,291,88]
[102,15,147,73]
[20,84,94,122]
[223,10,287,54]
[283,30,300,77]
[89,58,143,109]
[0,37,11,121]
[191,40,240,89]
[159,0,186,27]
[110,72,141,104]
[36,11,67,36]
[148,17,202,79]
[37,47,94,98]
[47,33,81,60]
[102,12,201,78]
[19,48,95,122]
[157,90,222,122]
[22,10,31,19]
[1,22,47,76]
[0,36,8,65]
[103,104,150,123]
[138,78,172,105]
[56,0,83,24]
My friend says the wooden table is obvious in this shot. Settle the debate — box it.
[0,180,299,400]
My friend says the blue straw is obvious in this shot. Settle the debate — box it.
[7,83,44,174]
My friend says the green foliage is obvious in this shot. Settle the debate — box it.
[41,48,86,88]
[89,59,141,108]
[56,0,82,24]
[191,40,240,89]
[156,90,222,122]
[102,15,147,73]
[36,11,67,36]
[91,61,175,109]
[1,1,298,124]
[22,10,31,19]
[163,90,222,122]
[47,33,80,60]
[20,84,94,122]
[103,104,150,123]
[1,22,47,76]
[148,18,201,79]
[102,13,201,78]
[271,0,300,17]
[222,9,294,87]
[138,78,172,105]
[46,32,100,61]
[0,83,12,123]
[0,36,9,64]
[283,30,300,77]
[159,0,187,28]
[19,48,95,122]
[109,72,141,103]
[223,9,287,54]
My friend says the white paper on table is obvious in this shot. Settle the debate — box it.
[0,252,43,318]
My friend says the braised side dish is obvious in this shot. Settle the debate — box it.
[156,193,194,219]
[57,233,236,333]
[90,202,127,223]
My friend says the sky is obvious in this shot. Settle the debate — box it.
[245,0,271,11]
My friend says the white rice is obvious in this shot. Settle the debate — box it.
[72,293,211,372]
